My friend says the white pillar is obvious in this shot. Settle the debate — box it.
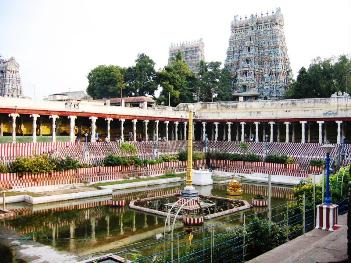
[227,122,232,141]
[307,123,311,143]
[300,121,307,144]
[105,118,112,142]
[254,122,259,142]
[277,124,280,142]
[284,122,290,143]
[336,121,342,144]
[183,122,187,140]
[175,121,179,141]
[269,121,275,143]
[9,113,19,143]
[202,122,206,141]
[164,121,169,141]
[144,120,149,141]
[132,119,137,142]
[120,119,125,141]
[30,114,40,143]
[240,122,245,142]
[292,123,296,143]
[155,120,159,141]
[235,124,239,141]
[68,116,77,142]
[192,123,195,140]
[324,123,328,143]
[50,115,59,143]
[214,122,219,141]
[317,121,324,144]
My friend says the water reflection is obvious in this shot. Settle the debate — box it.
[3,183,291,257]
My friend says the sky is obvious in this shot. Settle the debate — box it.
[0,0,350,99]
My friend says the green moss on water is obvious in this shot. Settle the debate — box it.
[92,173,185,187]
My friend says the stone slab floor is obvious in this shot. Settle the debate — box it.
[248,213,348,263]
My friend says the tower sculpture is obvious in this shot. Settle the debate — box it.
[225,8,292,100]
[169,39,205,73]
[0,56,23,98]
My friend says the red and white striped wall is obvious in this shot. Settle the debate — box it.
[251,199,268,207]
[315,204,338,231]
[183,216,204,226]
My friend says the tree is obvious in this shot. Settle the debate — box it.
[157,53,196,106]
[124,53,158,97]
[197,61,232,102]
[87,65,124,99]
[285,55,351,99]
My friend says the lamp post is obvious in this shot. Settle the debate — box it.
[316,143,338,231]
[264,134,272,222]
[321,144,334,205]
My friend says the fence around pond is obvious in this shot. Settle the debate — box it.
[114,196,348,263]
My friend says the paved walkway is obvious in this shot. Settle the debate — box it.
[248,213,348,263]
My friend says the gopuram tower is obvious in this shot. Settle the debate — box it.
[169,39,205,73]
[0,56,23,98]
[225,8,292,100]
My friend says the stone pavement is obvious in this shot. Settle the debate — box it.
[248,213,348,263]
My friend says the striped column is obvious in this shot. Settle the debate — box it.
[315,204,338,231]
[30,114,40,143]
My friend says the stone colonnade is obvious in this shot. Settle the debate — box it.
[4,113,347,144]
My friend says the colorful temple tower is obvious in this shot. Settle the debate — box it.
[225,8,292,100]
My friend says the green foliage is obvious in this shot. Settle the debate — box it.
[10,155,57,174]
[87,65,124,99]
[123,53,158,96]
[253,194,265,200]
[103,155,132,166]
[238,142,249,152]
[206,151,262,162]
[160,154,178,162]
[0,163,8,173]
[178,151,205,161]
[178,150,187,161]
[310,159,325,167]
[54,157,82,171]
[246,217,286,258]
[119,142,138,155]
[157,54,196,106]
[196,61,233,102]
[293,165,350,206]
[264,154,289,164]
[285,55,351,99]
